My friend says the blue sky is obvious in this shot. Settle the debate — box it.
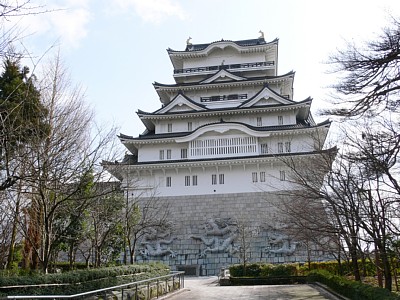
[13,0,400,137]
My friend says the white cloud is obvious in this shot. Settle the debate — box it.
[17,0,92,49]
[111,0,188,24]
[49,5,92,48]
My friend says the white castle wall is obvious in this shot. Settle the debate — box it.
[126,161,294,198]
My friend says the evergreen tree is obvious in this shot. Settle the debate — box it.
[0,57,48,190]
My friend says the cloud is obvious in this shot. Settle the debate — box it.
[111,0,188,24]
[17,0,92,49]
[49,4,92,48]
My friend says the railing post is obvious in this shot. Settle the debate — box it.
[156,279,159,298]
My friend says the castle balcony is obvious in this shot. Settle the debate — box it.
[173,61,275,77]
[189,136,258,159]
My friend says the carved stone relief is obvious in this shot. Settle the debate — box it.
[139,227,177,258]
[190,218,238,258]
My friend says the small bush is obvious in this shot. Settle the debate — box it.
[230,263,298,278]
[307,270,400,300]
[0,262,169,297]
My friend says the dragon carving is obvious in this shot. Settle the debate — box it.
[190,218,238,258]
[139,228,177,258]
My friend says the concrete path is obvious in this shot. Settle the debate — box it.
[163,276,343,300]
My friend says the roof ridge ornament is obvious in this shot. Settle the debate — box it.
[259,30,264,39]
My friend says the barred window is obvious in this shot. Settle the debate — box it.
[212,174,217,185]
[278,115,283,125]
[167,123,172,132]
[260,172,266,182]
[188,122,192,131]
[280,170,286,181]
[181,148,188,159]
[192,175,198,186]
[252,172,258,183]
[219,174,225,184]
[159,150,165,160]
[257,117,262,126]
[285,141,291,153]
[260,143,268,154]
[167,149,171,159]
[185,175,190,186]
[278,142,283,153]
[166,176,172,187]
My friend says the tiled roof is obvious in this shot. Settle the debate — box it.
[167,37,278,53]
[153,71,294,88]
[120,119,330,141]
[137,97,311,117]
[108,147,337,166]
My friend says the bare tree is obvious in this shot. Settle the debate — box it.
[16,53,120,273]
[87,188,124,267]
[123,190,172,264]
[326,17,400,117]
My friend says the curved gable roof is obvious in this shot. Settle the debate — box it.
[239,85,294,108]
[200,69,247,84]
[168,38,278,54]
[153,92,206,114]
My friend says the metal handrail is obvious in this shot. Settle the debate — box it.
[6,271,185,299]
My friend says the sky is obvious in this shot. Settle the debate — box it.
[10,0,400,138]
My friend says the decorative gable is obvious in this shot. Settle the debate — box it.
[156,93,206,114]
[240,86,293,108]
[200,69,247,84]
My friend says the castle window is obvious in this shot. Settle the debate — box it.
[278,115,283,125]
[260,172,266,182]
[212,174,217,185]
[167,123,172,132]
[166,176,172,187]
[188,122,192,131]
[280,170,286,181]
[278,142,283,153]
[252,172,258,183]
[257,117,262,126]
[192,175,198,186]
[181,148,188,159]
[167,149,171,159]
[159,150,165,160]
[260,143,268,154]
[285,141,291,153]
[219,174,225,184]
[185,175,190,186]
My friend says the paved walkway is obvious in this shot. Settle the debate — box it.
[163,276,343,300]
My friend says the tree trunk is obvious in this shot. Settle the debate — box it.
[7,197,20,269]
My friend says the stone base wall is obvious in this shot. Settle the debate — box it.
[134,192,333,276]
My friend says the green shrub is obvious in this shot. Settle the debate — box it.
[307,270,400,300]
[230,263,298,278]
[0,262,169,297]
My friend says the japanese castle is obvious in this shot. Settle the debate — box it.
[107,33,333,275]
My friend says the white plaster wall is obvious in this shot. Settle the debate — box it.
[182,48,267,69]
[138,142,188,162]
[139,127,320,163]
[128,162,297,198]
[154,111,297,134]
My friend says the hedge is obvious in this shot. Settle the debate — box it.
[307,270,400,300]
[229,263,298,277]
[0,262,169,297]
